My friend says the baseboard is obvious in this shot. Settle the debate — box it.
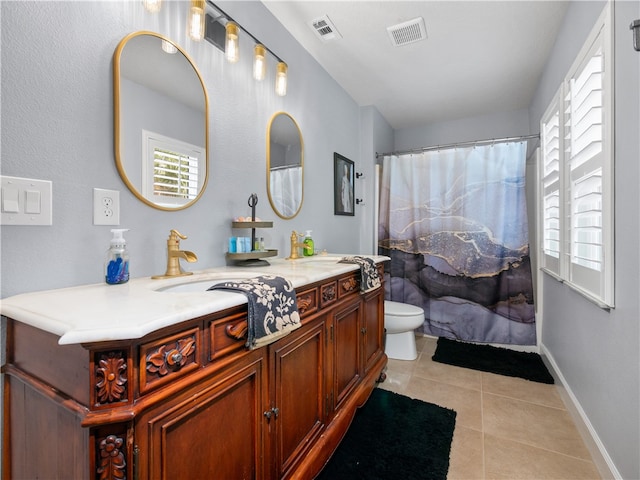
[540,343,621,480]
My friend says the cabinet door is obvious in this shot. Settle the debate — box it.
[332,298,362,410]
[362,287,385,374]
[270,316,327,478]
[135,349,268,480]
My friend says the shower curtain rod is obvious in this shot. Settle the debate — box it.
[375,133,540,159]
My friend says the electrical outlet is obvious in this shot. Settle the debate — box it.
[93,188,120,225]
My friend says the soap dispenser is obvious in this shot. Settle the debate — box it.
[303,230,314,257]
[105,228,130,285]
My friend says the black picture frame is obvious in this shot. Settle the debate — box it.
[334,152,355,216]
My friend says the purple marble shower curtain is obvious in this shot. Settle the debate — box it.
[378,142,536,345]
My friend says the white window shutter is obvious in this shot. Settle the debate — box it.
[537,3,613,308]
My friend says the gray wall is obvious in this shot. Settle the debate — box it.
[1,4,377,472]
[2,1,638,479]
[0,0,371,300]
[358,105,394,255]
[394,108,532,152]
[528,1,640,479]
[389,2,640,478]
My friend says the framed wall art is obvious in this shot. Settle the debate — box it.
[334,152,354,216]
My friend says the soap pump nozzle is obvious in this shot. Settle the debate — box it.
[110,228,129,246]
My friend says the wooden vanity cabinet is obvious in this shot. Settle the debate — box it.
[134,347,269,479]
[2,267,387,480]
[270,314,329,478]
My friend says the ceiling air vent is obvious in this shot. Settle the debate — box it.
[308,14,342,42]
[387,17,427,47]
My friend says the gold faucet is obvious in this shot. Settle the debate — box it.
[286,231,306,260]
[152,229,198,279]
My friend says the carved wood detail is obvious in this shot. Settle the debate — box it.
[225,321,248,340]
[340,277,358,293]
[146,335,196,377]
[321,284,336,303]
[97,434,126,480]
[95,351,128,405]
[297,295,312,313]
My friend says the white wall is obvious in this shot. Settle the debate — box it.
[0,0,372,300]
[528,2,640,479]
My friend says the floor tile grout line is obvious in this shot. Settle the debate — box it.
[483,432,600,464]
[482,389,569,412]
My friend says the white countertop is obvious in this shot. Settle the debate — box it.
[0,255,389,345]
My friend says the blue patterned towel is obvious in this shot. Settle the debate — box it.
[208,275,301,349]
[338,256,382,293]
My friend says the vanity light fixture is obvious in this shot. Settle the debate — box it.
[142,0,162,13]
[188,0,206,42]
[275,62,288,96]
[161,39,178,54]
[253,44,267,81]
[206,1,289,95]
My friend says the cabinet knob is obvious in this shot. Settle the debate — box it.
[166,349,183,367]
[361,327,367,335]
[264,407,279,421]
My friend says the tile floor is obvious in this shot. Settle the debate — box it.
[377,335,602,480]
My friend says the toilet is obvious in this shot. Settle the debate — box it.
[384,300,425,361]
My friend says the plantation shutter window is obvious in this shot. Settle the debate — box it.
[153,149,199,200]
[142,130,204,208]
[538,3,613,308]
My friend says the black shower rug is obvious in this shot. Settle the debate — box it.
[432,337,555,384]
[316,388,456,480]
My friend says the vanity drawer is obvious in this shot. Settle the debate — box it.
[338,272,359,298]
[296,287,318,318]
[140,326,200,394]
[208,311,248,362]
[320,280,337,308]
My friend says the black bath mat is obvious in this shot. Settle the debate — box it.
[432,337,554,384]
[316,388,456,480]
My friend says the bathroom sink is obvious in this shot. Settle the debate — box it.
[154,273,264,293]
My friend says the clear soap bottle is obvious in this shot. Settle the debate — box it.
[105,228,130,285]
[303,230,314,257]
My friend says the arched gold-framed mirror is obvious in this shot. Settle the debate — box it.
[266,112,304,219]
[114,31,209,210]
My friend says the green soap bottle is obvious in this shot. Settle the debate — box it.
[303,230,314,256]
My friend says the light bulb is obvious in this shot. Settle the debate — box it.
[143,0,161,13]
[225,22,239,63]
[188,0,205,41]
[275,62,288,96]
[162,40,177,54]
[253,44,267,81]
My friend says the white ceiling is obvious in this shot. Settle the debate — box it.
[262,1,569,130]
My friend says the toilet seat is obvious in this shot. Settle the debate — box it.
[384,300,423,317]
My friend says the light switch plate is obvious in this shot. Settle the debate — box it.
[1,175,52,225]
